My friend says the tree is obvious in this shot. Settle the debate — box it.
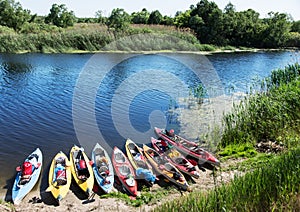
[189,0,224,44]
[0,0,31,31]
[106,8,130,31]
[222,3,237,45]
[291,20,300,33]
[161,15,174,25]
[148,10,163,24]
[261,12,292,47]
[95,10,107,24]
[174,10,191,28]
[189,14,203,30]
[131,8,149,24]
[45,4,76,28]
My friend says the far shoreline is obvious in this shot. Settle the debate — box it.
[7,47,299,55]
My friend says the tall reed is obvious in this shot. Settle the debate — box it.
[0,23,214,53]
[221,63,300,147]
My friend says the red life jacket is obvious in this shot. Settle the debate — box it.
[56,170,66,179]
[22,161,32,176]
[79,160,86,169]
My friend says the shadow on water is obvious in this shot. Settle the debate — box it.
[1,61,32,74]
[1,61,32,86]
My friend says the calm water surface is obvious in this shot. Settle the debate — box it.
[0,51,298,189]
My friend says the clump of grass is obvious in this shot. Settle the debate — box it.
[0,199,15,211]
[155,147,300,211]
[220,45,236,51]
[218,142,257,159]
[196,43,216,51]
[100,187,169,207]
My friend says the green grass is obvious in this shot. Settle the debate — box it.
[100,187,169,207]
[221,63,300,147]
[154,147,300,212]
[218,142,258,160]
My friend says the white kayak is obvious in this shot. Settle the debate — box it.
[12,148,43,204]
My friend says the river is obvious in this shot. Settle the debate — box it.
[0,50,298,191]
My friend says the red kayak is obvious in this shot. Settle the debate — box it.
[154,127,220,166]
[112,147,137,197]
[151,137,200,179]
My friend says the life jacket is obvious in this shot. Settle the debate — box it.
[56,170,66,179]
[22,161,33,176]
[79,160,86,169]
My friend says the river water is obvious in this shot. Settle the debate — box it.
[0,50,298,190]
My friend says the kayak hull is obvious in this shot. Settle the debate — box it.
[154,127,220,166]
[125,138,155,186]
[69,145,94,196]
[112,146,137,196]
[47,151,72,201]
[143,144,189,191]
[91,143,114,194]
[12,148,43,205]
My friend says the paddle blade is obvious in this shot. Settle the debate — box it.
[46,186,53,192]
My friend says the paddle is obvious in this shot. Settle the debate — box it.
[82,192,95,204]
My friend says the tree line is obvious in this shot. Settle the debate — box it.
[0,0,299,48]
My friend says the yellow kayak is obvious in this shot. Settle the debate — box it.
[47,151,71,201]
[125,138,156,186]
[125,138,152,171]
[69,145,94,196]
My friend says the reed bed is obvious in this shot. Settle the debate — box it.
[0,24,216,53]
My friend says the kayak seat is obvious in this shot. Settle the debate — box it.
[130,149,137,156]
[56,177,67,186]
[94,148,105,156]
[78,168,89,180]
[98,165,109,177]
[115,153,125,163]
[19,175,31,185]
[119,166,130,176]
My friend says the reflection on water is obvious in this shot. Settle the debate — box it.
[0,51,297,189]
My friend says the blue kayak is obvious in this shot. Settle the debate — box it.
[91,143,114,193]
[12,148,43,204]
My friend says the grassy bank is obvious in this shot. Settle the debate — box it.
[221,63,300,147]
[155,147,300,212]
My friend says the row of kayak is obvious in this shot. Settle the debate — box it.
[11,127,219,204]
